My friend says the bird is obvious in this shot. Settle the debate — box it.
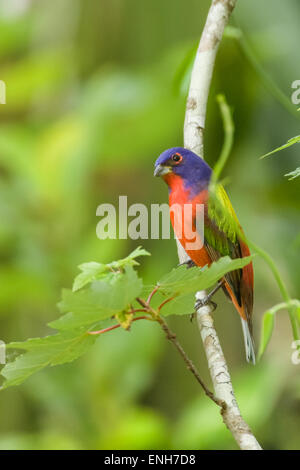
[154,147,255,364]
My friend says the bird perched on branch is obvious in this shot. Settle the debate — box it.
[154,147,255,364]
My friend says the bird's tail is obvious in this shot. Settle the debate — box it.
[241,318,256,364]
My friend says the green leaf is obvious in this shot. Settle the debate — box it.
[157,292,196,316]
[152,256,253,316]
[158,256,253,296]
[260,135,300,159]
[258,300,300,360]
[258,311,276,361]
[72,262,107,292]
[72,246,150,292]
[0,330,96,389]
[0,249,149,390]
[285,167,300,181]
[51,265,143,330]
[109,246,150,269]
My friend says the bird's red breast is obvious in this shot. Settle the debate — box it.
[166,173,212,267]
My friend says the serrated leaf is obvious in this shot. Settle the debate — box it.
[121,246,151,262]
[109,246,150,269]
[51,265,143,330]
[0,249,148,390]
[72,246,150,292]
[0,330,96,389]
[158,292,195,316]
[158,256,253,296]
[285,167,300,181]
[151,256,253,316]
[73,262,107,292]
[260,135,300,159]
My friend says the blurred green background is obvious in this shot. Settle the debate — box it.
[0,0,299,450]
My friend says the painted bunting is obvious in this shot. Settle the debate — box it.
[154,147,255,364]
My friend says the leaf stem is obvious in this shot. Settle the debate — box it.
[88,315,150,335]
[146,286,159,306]
[135,297,224,408]
[212,94,235,183]
[158,296,176,312]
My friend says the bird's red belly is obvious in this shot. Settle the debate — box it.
[184,245,212,268]
[169,188,212,268]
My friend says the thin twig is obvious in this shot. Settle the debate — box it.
[88,315,149,335]
[158,296,175,312]
[136,297,224,408]
[146,286,159,306]
[156,315,225,408]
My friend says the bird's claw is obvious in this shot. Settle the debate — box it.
[194,298,217,312]
[178,259,196,269]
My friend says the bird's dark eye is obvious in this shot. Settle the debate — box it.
[172,153,182,163]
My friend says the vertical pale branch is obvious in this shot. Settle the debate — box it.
[184,0,236,157]
[196,293,261,450]
[179,0,262,450]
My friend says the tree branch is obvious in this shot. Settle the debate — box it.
[184,0,236,156]
[179,0,262,450]
[156,314,225,408]
[195,292,261,450]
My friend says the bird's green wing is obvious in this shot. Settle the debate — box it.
[204,184,243,305]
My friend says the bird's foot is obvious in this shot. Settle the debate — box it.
[178,259,196,269]
[190,294,217,322]
[194,298,217,312]
[193,279,225,313]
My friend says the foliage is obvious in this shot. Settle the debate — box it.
[0,249,253,389]
[1,330,97,389]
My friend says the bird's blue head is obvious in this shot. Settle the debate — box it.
[154,147,212,194]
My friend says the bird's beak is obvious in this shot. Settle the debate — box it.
[154,164,171,177]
